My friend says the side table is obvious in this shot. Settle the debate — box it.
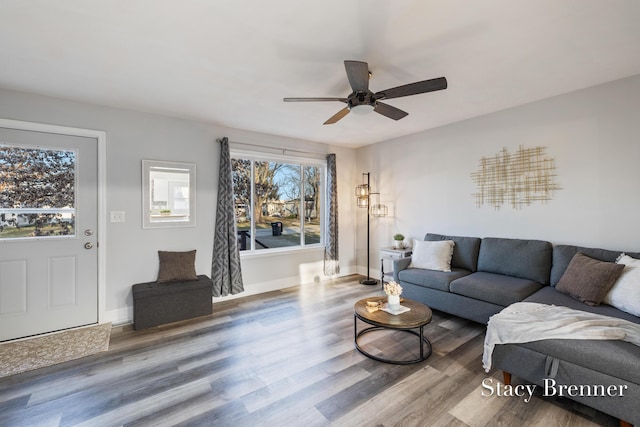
[380,246,412,285]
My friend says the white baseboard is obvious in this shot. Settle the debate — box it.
[212,267,357,302]
[356,265,381,279]
[105,268,358,325]
[105,306,133,327]
[212,275,300,302]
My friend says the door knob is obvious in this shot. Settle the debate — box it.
[84,229,93,236]
[84,242,93,250]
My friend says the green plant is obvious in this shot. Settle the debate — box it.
[393,233,404,241]
[160,209,171,214]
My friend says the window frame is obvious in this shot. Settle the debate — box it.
[142,159,196,229]
[230,148,326,256]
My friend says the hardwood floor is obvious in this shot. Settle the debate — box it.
[0,275,620,427]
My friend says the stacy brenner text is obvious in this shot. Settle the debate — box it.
[481,378,627,403]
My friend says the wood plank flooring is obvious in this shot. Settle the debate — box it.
[0,275,621,426]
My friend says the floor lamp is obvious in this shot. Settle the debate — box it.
[356,172,387,285]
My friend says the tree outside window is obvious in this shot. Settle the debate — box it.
[0,146,76,239]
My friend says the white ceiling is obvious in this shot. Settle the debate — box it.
[1,1,639,148]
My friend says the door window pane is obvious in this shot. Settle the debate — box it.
[0,145,76,240]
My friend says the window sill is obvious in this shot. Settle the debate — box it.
[239,245,324,260]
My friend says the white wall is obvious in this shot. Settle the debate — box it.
[356,74,640,277]
[0,88,357,325]
[5,72,637,324]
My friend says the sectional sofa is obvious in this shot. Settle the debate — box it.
[393,233,640,427]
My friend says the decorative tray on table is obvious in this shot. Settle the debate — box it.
[366,299,411,315]
[381,304,411,315]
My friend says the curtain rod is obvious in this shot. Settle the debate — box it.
[221,139,327,158]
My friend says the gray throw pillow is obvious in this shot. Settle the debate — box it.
[157,250,198,283]
[556,253,624,306]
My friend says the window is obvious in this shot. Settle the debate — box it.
[0,145,76,240]
[231,152,324,252]
[142,160,196,228]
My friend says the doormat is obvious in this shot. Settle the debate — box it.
[0,322,111,378]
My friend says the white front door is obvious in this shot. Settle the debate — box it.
[0,126,99,341]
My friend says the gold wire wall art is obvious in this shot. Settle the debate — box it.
[471,145,561,210]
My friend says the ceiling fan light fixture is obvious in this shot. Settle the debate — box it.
[349,104,375,115]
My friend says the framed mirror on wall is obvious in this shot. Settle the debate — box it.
[142,160,196,228]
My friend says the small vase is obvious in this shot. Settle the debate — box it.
[387,294,400,308]
[394,240,404,249]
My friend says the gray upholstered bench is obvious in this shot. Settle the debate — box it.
[132,275,213,330]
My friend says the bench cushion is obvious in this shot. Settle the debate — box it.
[157,250,198,283]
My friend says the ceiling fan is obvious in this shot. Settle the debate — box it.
[283,60,447,125]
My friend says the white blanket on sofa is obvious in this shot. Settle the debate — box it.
[483,302,640,372]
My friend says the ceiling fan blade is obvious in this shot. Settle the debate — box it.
[374,102,409,121]
[283,97,347,102]
[344,60,370,92]
[323,107,350,125]
[375,77,447,100]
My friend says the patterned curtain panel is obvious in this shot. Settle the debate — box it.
[324,153,340,276]
[212,137,244,296]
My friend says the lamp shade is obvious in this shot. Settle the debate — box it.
[370,204,388,217]
[355,183,369,198]
[369,192,387,216]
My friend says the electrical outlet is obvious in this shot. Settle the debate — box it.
[110,211,125,223]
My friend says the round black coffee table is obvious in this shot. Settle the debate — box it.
[354,296,432,364]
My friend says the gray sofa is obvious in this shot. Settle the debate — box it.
[394,233,553,324]
[394,233,640,426]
